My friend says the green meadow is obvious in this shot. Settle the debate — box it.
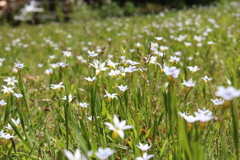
[0,1,239,160]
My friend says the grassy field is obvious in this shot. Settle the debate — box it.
[0,1,240,160]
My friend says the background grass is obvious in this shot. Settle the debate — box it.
[0,1,239,159]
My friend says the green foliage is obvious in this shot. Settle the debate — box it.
[123,1,135,16]
[98,2,123,18]
[0,1,239,159]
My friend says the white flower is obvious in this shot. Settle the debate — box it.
[108,70,120,77]
[50,82,65,91]
[4,76,18,86]
[1,85,14,95]
[87,50,98,58]
[155,37,163,41]
[126,60,140,66]
[159,46,169,51]
[164,66,180,78]
[90,60,108,75]
[5,124,13,130]
[64,148,87,160]
[215,86,240,101]
[104,115,133,139]
[14,61,25,69]
[187,66,200,73]
[136,153,154,160]
[182,78,196,87]
[62,94,74,103]
[58,62,68,68]
[11,118,20,126]
[125,65,138,73]
[136,142,151,152]
[174,51,182,56]
[95,147,114,160]
[45,68,53,75]
[106,59,119,69]
[87,116,100,121]
[1,133,14,140]
[194,109,214,123]
[85,76,97,82]
[169,56,180,63]
[211,98,224,105]
[202,76,212,82]
[118,85,128,92]
[178,112,198,123]
[79,102,89,108]
[14,93,23,99]
[104,90,118,102]
[63,51,72,57]
[0,99,7,106]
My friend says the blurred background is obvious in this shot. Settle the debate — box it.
[0,0,220,25]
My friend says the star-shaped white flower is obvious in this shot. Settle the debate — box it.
[104,115,133,139]
[64,149,87,160]
[136,153,154,160]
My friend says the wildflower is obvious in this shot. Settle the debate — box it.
[12,67,18,74]
[90,60,108,76]
[179,112,198,131]
[79,102,89,111]
[4,76,18,86]
[169,56,180,64]
[50,82,65,91]
[45,68,53,75]
[194,108,214,131]
[5,124,13,130]
[184,42,192,47]
[104,115,133,139]
[174,51,182,57]
[135,153,154,160]
[95,147,114,160]
[0,100,6,109]
[14,61,25,72]
[215,86,240,109]
[87,50,98,60]
[202,76,212,83]
[125,66,138,77]
[127,60,140,66]
[14,93,23,101]
[135,42,142,48]
[182,78,196,93]
[85,76,97,86]
[49,55,56,60]
[11,118,21,128]
[187,66,200,73]
[1,85,14,96]
[104,90,118,102]
[118,85,128,96]
[118,66,126,78]
[64,148,87,160]
[164,66,180,83]
[106,59,118,69]
[159,46,169,51]
[108,70,120,78]
[50,63,59,69]
[136,142,151,152]
[63,51,72,57]
[58,62,68,69]
[0,99,7,107]
[155,37,163,41]
[152,50,165,57]
[87,116,100,121]
[62,94,74,103]
[211,98,224,106]
[1,133,14,140]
